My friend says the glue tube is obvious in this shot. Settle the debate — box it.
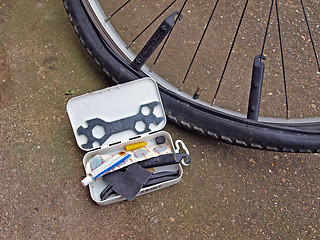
[81,151,131,186]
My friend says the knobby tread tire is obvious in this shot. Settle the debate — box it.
[63,0,320,153]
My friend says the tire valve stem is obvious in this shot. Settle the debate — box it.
[193,87,202,100]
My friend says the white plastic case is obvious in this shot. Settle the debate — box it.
[67,78,187,206]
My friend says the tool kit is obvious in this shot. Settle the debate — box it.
[67,78,190,205]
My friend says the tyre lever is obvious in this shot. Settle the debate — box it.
[247,55,266,121]
[137,153,190,168]
[131,11,183,70]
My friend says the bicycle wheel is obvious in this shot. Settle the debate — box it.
[63,0,320,152]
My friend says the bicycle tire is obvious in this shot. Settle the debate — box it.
[63,0,320,153]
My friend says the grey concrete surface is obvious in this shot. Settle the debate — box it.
[0,0,319,239]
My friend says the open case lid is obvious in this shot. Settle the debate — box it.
[66,78,166,151]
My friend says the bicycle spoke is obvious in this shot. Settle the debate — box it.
[260,0,275,60]
[211,0,250,106]
[300,0,320,73]
[105,0,132,22]
[150,0,189,71]
[179,0,220,91]
[127,0,178,49]
[275,0,290,119]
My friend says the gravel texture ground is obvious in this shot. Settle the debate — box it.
[0,1,319,239]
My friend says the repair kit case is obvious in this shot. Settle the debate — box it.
[67,78,190,205]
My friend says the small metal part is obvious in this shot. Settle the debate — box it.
[193,87,202,100]
[104,0,132,22]
[211,98,216,106]
[178,83,184,91]
[104,15,111,22]
[131,12,182,70]
[247,55,266,121]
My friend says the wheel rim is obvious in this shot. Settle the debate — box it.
[78,0,320,134]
